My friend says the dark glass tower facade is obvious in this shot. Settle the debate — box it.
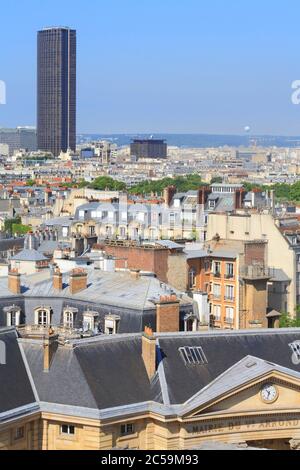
[37,27,76,156]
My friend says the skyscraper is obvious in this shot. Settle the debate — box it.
[37,27,76,156]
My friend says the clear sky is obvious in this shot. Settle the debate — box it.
[1,0,300,135]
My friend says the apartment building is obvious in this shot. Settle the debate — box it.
[207,212,298,316]
[187,239,271,330]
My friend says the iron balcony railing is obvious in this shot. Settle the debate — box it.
[240,265,270,279]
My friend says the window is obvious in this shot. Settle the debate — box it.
[169,213,176,227]
[37,310,49,326]
[120,424,134,436]
[62,226,68,237]
[6,308,20,327]
[14,427,25,440]
[64,311,74,329]
[61,425,75,435]
[213,305,221,320]
[119,226,126,238]
[225,307,234,323]
[89,225,95,236]
[137,212,145,222]
[226,263,234,278]
[225,285,234,301]
[11,311,17,326]
[213,284,221,299]
[188,268,196,289]
[179,346,208,365]
[204,261,210,272]
[104,315,120,335]
[213,261,221,277]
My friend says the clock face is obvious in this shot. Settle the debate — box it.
[260,384,278,403]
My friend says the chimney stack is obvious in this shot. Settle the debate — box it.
[8,269,21,295]
[197,186,212,206]
[142,327,156,380]
[53,268,63,290]
[156,294,180,333]
[69,269,88,294]
[43,329,59,372]
[130,269,140,280]
[235,189,246,211]
[163,185,176,207]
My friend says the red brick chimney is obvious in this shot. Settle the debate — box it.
[142,327,156,380]
[8,269,21,295]
[156,294,180,333]
[69,269,88,294]
[53,268,63,290]
[43,329,59,372]
[163,185,176,207]
[197,186,212,205]
[235,189,246,210]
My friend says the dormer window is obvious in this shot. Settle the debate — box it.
[83,311,99,332]
[34,306,52,326]
[63,307,78,329]
[209,200,216,209]
[4,305,21,327]
[104,314,120,335]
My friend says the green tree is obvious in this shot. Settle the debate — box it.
[90,176,126,191]
[279,312,300,328]
[12,224,32,236]
[210,177,223,184]
[4,217,22,236]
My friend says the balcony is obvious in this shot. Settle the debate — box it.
[225,274,234,280]
[212,271,221,278]
[240,265,270,280]
[224,296,235,302]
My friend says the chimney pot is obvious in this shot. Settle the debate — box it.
[43,333,59,372]
[8,269,21,295]
[156,295,180,333]
[142,327,156,380]
[53,268,63,290]
[69,269,88,294]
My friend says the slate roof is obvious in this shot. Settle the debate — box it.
[12,249,48,262]
[20,334,161,410]
[2,328,300,422]
[157,329,300,404]
[0,268,191,311]
[0,329,37,413]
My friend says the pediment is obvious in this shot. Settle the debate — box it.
[180,356,300,418]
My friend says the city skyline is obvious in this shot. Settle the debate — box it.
[1,0,300,135]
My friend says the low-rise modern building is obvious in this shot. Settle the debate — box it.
[130,139,167,160]
[0,128,37,156]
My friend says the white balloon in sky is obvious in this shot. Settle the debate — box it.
[244,126,251,133]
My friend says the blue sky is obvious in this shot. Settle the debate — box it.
[1,0,300,134]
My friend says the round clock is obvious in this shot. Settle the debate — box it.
[260,384,278,404]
